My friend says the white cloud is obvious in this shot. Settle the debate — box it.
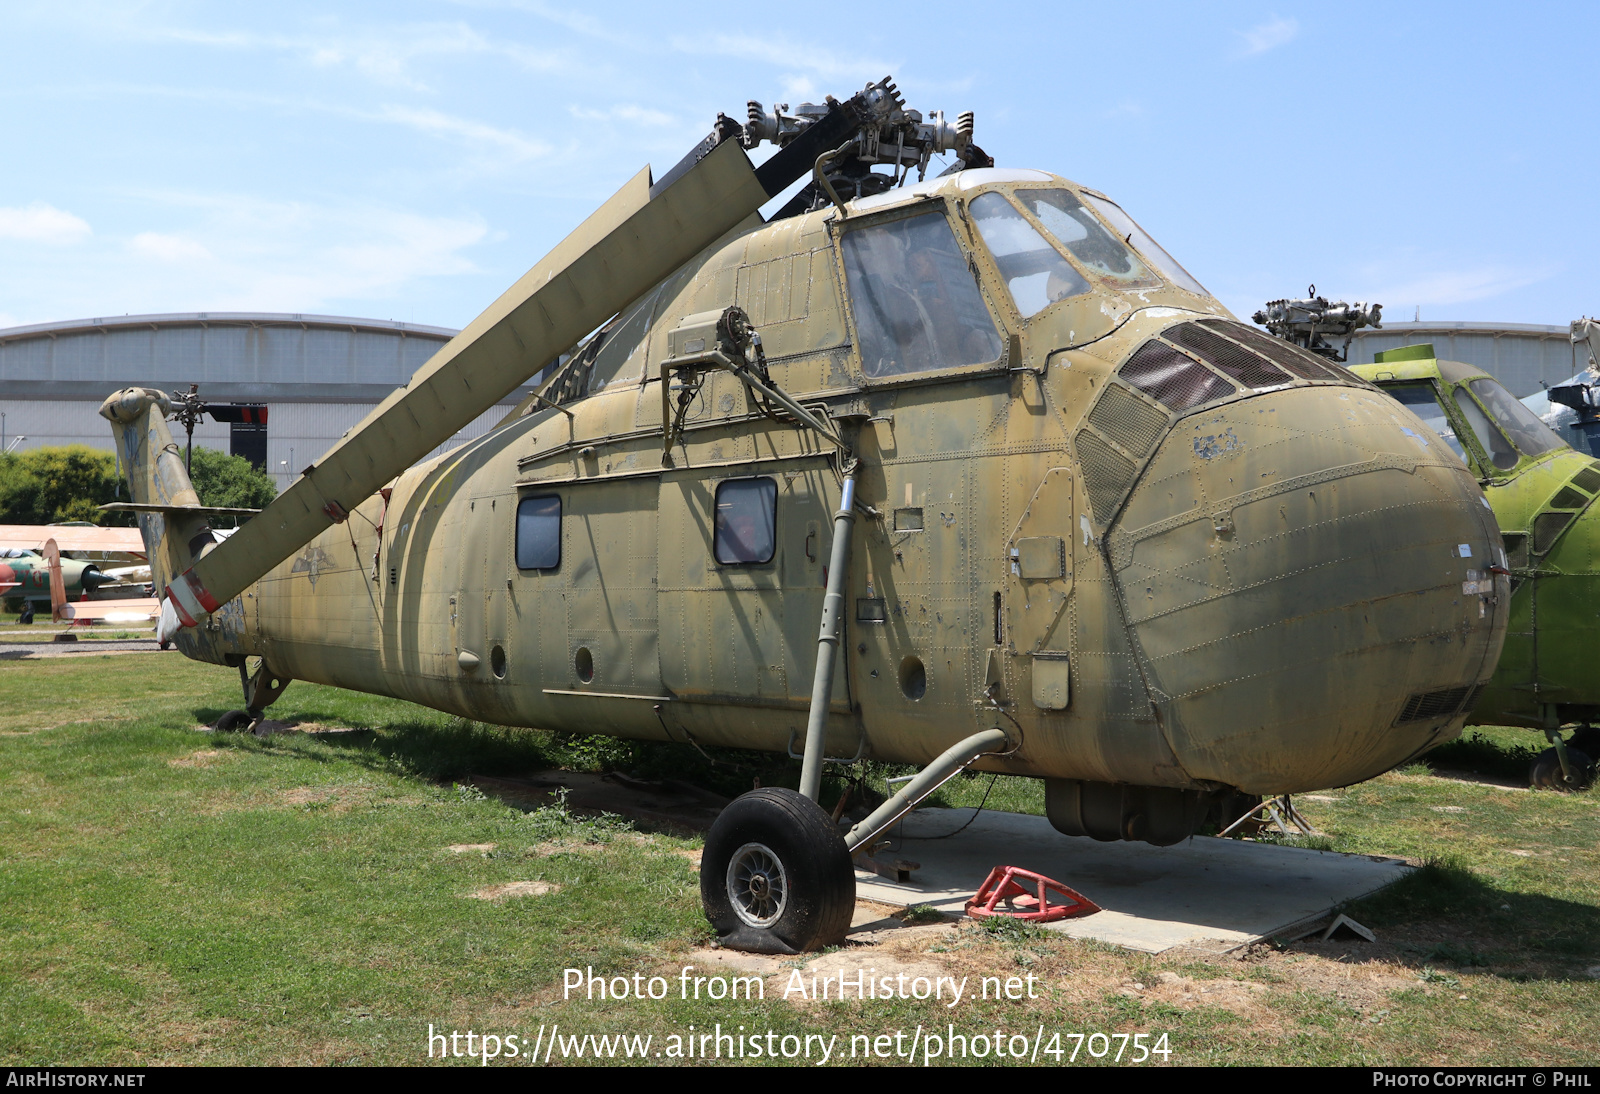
[1359,265,1547,308]
[673,32,895,82]
[1237,16,1298,57]
[568,103,678,129]
[157,21,572,88]
[129,232,212,263]
[378,106,549,160]
[0,202,92,244]
[0,192,491,323]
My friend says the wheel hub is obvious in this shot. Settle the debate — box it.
[727,842,788,928]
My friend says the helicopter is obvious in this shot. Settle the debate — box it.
[99,78,1506,954]
[1260,293,1600,790]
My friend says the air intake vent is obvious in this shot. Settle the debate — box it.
[1163,323,1291,388]
[1120,340,1235,411]
[1087,383,1168,458]
[1533,510,1576,555]
[1076,429,1138,524]
[1199,319,1349,381]
[1395,685,1476,725]
[1572,466,1600,494]
[1550,486,1589,510]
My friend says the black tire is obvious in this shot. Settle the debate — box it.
[17,602,33,625]
[701,788,855,955]
[1567,726,1600,757]
[214,710,253,733]
[1530,746,1595,791]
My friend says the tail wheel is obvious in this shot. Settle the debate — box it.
[213,710,253,733]
[1530,747,1595,792]
[701,788,854,954]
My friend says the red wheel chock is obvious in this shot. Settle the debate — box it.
[964,865,1100,922]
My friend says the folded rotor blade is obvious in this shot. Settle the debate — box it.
[161,137,770,626]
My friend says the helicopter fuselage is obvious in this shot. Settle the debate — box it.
[141,169,1505,842]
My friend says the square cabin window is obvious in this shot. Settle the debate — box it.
[714,478,776,565]
[516,495,561,570]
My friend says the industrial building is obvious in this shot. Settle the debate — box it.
[0,311,543,492]
[1347,320,1583,399]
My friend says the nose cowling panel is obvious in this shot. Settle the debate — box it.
[1107,386,1504,794]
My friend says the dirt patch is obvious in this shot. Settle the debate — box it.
[1120,970,1271,1014]
[274,785,379,814]
[469,881,558,900]
[447,843,497,854]
[168,750,226,769]
[195,719,350,735]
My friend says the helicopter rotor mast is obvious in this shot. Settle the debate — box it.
[152,79,966,637]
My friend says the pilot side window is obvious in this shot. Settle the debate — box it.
[841,211,1003,378]
[714,478,776,565]
[516,495,561,570]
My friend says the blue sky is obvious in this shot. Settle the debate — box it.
[1,2,1594,333]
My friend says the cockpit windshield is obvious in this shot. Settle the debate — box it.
[1079,193,1210,297]
[1387,383,1468,462]
[1013,189,1160,289]
[1467,378,1566,461]
[968,192,1090,318]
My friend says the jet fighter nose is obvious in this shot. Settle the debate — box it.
[1107,384,1505,793]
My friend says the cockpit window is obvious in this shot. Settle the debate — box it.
[1079,194,1210,297]
[1387,383,1468,462]
[1454,388,1520,471]
[968,192,1090,318]
[1013,189,1159,289]
[1467,378,1566,461]
[841,211,1004,378]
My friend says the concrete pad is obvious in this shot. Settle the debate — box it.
[854,809,1411,953]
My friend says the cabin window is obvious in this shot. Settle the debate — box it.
[516,495,561,569]
[841,210,1003,378]
[969,192,1090,318]
[714,477,777,565]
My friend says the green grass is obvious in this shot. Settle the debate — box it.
[4,655,1600,1065]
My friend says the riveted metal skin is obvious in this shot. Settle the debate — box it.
[101,167,1506,841]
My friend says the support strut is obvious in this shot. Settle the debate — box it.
[843,727,1009,853]
[799,473,857,803]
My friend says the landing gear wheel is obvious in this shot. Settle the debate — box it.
[214,710,253,733]
[1530,747,1595,792]
[701,788,855,954]
[1567,726,1600,758]
[17,602,33,625]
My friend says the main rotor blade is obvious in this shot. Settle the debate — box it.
[163,137,769,625]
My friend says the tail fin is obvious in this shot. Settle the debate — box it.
[99,388,222,642]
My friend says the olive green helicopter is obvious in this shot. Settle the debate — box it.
[101,78,1505,953]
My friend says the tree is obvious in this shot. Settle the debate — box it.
[187,447,278,524]
[0,444,277,528]
[0,446,130,525]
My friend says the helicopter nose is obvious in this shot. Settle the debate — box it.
[1108,385,1505,794]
